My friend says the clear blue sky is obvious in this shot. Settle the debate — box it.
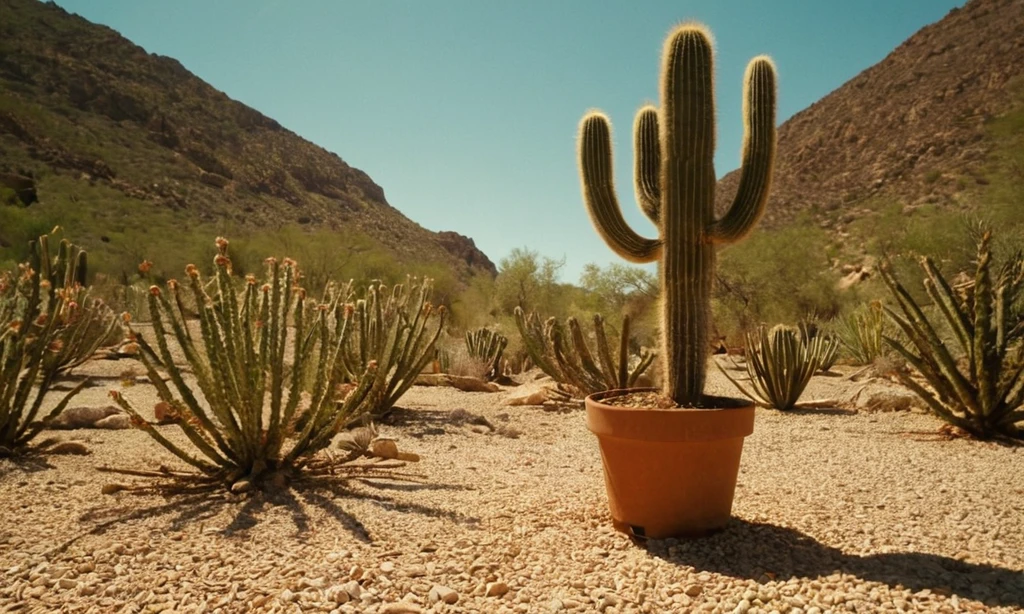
[54,0,966,283]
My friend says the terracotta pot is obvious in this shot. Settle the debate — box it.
[585,388,755,539]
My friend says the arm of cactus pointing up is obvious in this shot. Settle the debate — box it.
[579,112,663,263]
[709,56,777,245]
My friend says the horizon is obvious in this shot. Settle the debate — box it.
[52,0,968,283]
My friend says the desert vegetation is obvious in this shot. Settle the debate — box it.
[2,1,1024,612]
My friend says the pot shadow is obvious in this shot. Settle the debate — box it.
[644,519,1023,608]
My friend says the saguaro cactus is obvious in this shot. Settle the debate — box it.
[578,24,776,406]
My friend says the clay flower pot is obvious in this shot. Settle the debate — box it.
[585,388,755,539]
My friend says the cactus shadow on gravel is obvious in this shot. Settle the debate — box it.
[49,478,478,558]
[644,519,1024,609]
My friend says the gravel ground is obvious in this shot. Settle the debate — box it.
[1,358,1022,614]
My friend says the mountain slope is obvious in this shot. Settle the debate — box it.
[716,0,1024,229]
[0,0,495,281]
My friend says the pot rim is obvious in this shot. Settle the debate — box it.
[586,387,754,412]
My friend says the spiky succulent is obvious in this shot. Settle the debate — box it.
[514,307,654,397]
[721,324,834,410]
[32,232,122,373]
[879,231,1023,440]
[110,239,383,485]
[327,277,446,419]
[835,301,887,366]
[577,24,776,405]
[0,234,92,456]
[465,327,507,381]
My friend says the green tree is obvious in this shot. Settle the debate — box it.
[493,247,564,316]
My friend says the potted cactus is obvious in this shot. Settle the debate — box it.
[578,24,776,538]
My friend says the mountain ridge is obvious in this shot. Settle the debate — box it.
[0,0,496,279]
[716,0,1024,231]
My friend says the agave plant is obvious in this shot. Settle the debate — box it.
[798,320,840,373]
[0,241,90,456]
[465,327,507,381]
[326,277,446,420]
[835,301,887,366]
[721,324,833,410]
[515,307,654,397]
[109,239,396,489]
[879,231,1023,441]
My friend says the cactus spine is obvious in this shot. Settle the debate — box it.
[578,24,776,406]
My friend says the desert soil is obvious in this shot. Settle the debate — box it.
[1,356,1022,614]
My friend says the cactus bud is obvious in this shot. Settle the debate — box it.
[149,285,161,297]
[138,260,153,274]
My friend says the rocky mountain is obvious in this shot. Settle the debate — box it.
[0,0,496,278]
[716,0,1024,230]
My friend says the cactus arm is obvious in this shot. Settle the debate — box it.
[627,350,655,387]
[616,315,630,388]
[709,56,777,245]
[578,113,662,264]
[633,106,661,225]
[973,235,999,416]
[921,257,974,358]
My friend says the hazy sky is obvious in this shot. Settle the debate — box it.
[54,0,966,282]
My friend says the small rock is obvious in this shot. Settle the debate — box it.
[342,580,362,600]
[279,589,295,603]
[94,414,130,430]
[371,439,399,459]
[153,402,176,424]
[486,582,510,597]
[49,406,119,429]
[380,561,395,573]
[58,578,77,590]
[404,564,427,577]
[598,594,620,611]
[326,585,350,604]
[48,441,90,455]
[428,585,458,605]
[76,561,95,574]
[230,479,253,494]
[684,584,703,597]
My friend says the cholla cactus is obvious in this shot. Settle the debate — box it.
[721,324,835,410]
[327,277,446,419]
[879,231,1024,440]
[32,232,122,373]
[0,238,90,456]
[515,307,654,397]
[577,24,776,405]
[110,238,387,486]
[465,327,507,381]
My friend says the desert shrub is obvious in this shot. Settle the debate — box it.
[444,345,490,380]
[110,238,396,489]
[879,230,1024,441]
[714,217,842,345]
[514,307,654,397]
[720,324,834,410]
